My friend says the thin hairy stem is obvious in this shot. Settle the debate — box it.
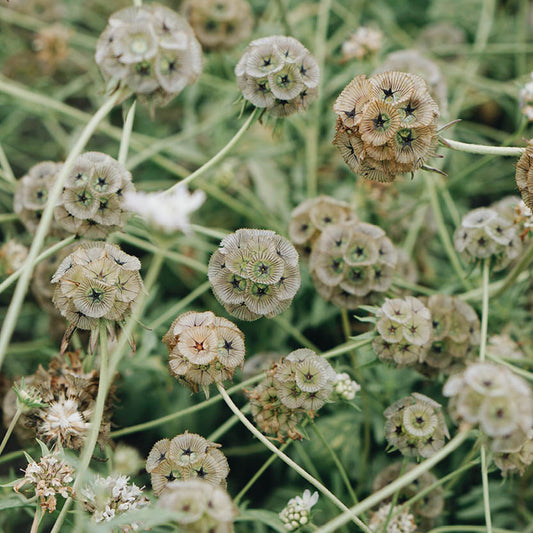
[440,138,524,156]
[0,407,22,456]
[479,259,490,361]
[0,142,16,183]
[480,446,493,533]
[495,238,533,297]
[118,100,137,165]
[216,383,371,533]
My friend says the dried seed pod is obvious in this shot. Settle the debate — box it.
[208,229,300,321]
[184,0,253,50]
[384,393,449,458]
[515,139,533,210]
[341,27,383,62]
[333,71,439,182]
[163,311,245,395]
[236,35,319,117]
[494,430,533,476]
[96,4,202,107]
[14,161,67,236]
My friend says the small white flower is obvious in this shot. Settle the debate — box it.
[123,185,205,234]
[333,372,361,401]
[279,490,319,530]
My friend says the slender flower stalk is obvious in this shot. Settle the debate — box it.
[0,407,22,456]
[481,446,493,533]
[479,259,490,362]
[118,100,137,165]
[441,138,524,156]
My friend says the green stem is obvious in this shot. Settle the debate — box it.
[486,353,533,381]
[274,0,292,34]
[189,224,229,240]
[0,448,25,465]
[0,142,16,184]
[118,100,137,165]
[428,528,516,533]
[0,213,19,223]
[0,407,22,456]
[0,236,76,295]
[481,446,493,533]
[494,238,533,297]
[314,430,471,533]
[216,383,371,533]
[440,138,524,157]
[424,173,471,290]
[273,316,319,352]
[167,109,258,193]
[310,421,359,507]
[0,92,122,372]
[30,505,43,533]
[479,259,490,361]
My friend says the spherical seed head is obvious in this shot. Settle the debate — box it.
[51,243,143,330]
[236,35,319,117]
[184,0,253,50]
[341,26,383,62]
[515,139,533,209]
[333,71,439,182]
[14,161,68,237]
[0,239,28,277]
[164,311,245,394]
[208,229,300,321]
[494,430,533,476]
[369,503,417,533]
[96,5,202,106]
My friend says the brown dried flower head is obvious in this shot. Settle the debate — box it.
[146,432,229,496]
[288,195,357,261]
[96,4,202,107]
[310,220,398,309]
[33,24,71,72]
[54,152,134,238]
[163,310,245,395]
[184,0,253,50]
[515,139,533,210]
[14,161,66,236]
[51,242,143,331]
[0,239,28,276]
[208,228,301,321]
[333,71,439,182]
[235,35,320,117]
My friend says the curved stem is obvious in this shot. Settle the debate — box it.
[495,238,533,297]
[481,446,493,533]
[479,259,490,361]
[0,407,22,456]
[486,353,533,381]
[0,92,122,372]
[314,429,471,533]
[216,383,371,533]
[440,138,524,157]
[167,109,258,193]
[118,100,136,165]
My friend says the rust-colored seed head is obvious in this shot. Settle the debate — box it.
[333,71,439,182]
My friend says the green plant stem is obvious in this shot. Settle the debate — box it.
[109,337,373,437]
[459,272,529,302]
[118,100,136,165]
[0,407,22,456]
[494,238,533,297]
[0,142,16,184]
[0,236,76,295]
[0,448,25,465]
[310,421,359,507]
[0,92,122,372]
[189,224,229,240]
[30,505,43,533]
[479,259,490,361]
[428,528,517,533]
[486,353,533,381]
[480,446,493,533]
[274,0,292,34]
[440,138,524,157]
[273,316,319,352]
[216,383,371,533]
[424,173,471,291]
[0,213,18,223]
[167,109,258,193]
[314,429,471,533]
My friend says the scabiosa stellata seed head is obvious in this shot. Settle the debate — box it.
[236,35,319,117]
[184,0,253,50]
[279,489,319,531]
[494,429,533,476]
[309,220,398,309]
[368,503,417,533]
[373,296,432,366]
[96,4,202,107]
[14,453,74,513]
[81,474,149,531]
[341,27,383,62]
[147,432,229,496]
[0,239,28,277]
[14,161,67,236]
[453,206,522,270]
[247,349,335,442]
[53,152,134,238]
[163,311,245,396]
[443,362,533,453]
[519,74,533,122]
[333,71,439,182]
[288,195,357,261]
[208,228,300,321]
[416,295,480,377]
[158,479,237,531]
[515,139,533,210]
[51,242,143,331]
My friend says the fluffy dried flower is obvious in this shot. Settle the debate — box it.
[81,474,149,531]
[369,503,418,533]
[279,489,319,531]
[147,432,229,496]
[236,35,319,117]
[208,228,301,321]
[0,239,28,276]
[384,393,449,458]
[341,27,383,61]
[14,161,66,236]
[443,362,533,452]
[96,4,202,107]
[123,185,205,234]
[453,206,522,270]
[54,152,134,238]
[51,242,144,331]
[163,311,245,395]
[158,479,237,531]
[310,220,398,309]
[184,0,253,50]
[333,71,439,182]
[14,453,74,513]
